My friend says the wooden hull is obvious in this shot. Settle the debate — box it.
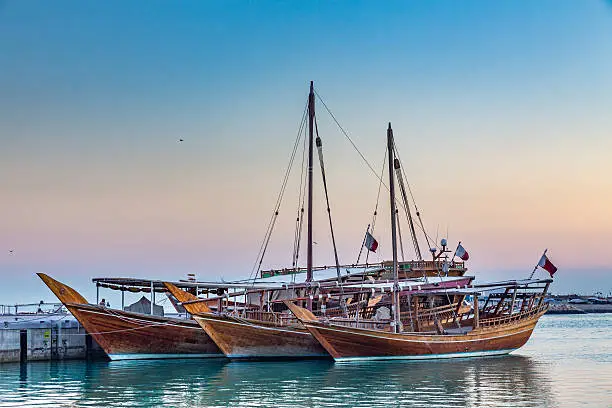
[66,303,223,360]
[300,309,546,362]
[37,273,222,360]
[194,313,329,359]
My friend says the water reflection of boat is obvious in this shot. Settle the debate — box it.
[2,354,556,406]
[68,356,559,406]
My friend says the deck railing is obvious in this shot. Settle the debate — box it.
[260,260,466,278]
[241,310,301,326]
[479,304,548,327]
[326,317,394,331]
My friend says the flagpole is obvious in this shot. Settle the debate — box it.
[451,241,461,265]
[356,224,370,265]
[529,249,547,280]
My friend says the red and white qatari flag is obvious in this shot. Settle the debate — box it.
[364,232,378,252]
[455,243,469,261]
[538,253,558,277]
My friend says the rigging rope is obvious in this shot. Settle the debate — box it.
[355,224,370,267]
[292,124,308,268]
[314,115,344,296]
[393,158,423,260]
[315,91,387,188]
[396,209,405,261]
[301,90,465,333]
[365,147,388,266]
[356,146,387,266]
[249,101,308,282]
[61,308,205,336]
[316,90,435,254]
[392,139,436,250]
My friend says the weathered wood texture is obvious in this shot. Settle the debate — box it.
[38,273,88,304]
[194,313,329,359]
[163,282,213,313]
[38,273,221,359]
[166,280,328,359]
[292,303,547,360]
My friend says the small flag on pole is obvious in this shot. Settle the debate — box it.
[364,232,378,252]
[538,253,557,277]
[455,243,469,261]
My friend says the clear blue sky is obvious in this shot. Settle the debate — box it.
[1,1,611,305]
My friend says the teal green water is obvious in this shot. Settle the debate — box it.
[0,314,610,407]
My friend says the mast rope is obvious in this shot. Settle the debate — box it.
[292,123,308,270]
[393,156,423,260]
[314,114,344,300]
[357,146,387,266]
[392,139,436,250]
[315,91,387,188]
[60,320,204,335]
[354,147,388,322]
[394,140,462,328]
[249,101,308,282]
[396,209,405,261]
[316,90,435,250]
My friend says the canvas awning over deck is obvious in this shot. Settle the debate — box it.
[91,265,387,294]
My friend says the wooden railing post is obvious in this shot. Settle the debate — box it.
[510,287,518,315]
[473,294,479,329]
[520,292,528,312]
[538,282,551,307]
[493,287,510,315]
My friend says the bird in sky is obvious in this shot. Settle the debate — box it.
[8,250,14,255]
[178,139,184,142]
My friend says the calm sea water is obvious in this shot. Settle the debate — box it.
[0,314,610,408]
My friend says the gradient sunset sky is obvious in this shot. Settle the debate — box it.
[1,1,611,305]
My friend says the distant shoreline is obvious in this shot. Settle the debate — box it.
[546,303,612,314]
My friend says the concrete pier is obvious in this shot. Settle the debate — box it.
[1,306,106,363]
[0,327,105,363]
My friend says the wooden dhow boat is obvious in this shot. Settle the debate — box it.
[158,81,339,359]
[162,82,473,359]
[37,273,223,360]
[286,278,551,361]
[162,279,327,359]
[165,268,474,359]
[163,268,363,360]
[285,123,554,361]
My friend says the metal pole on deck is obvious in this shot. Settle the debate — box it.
[473,294,480,329]
[150,281,154,315]
[96,283,100,305]
[121,288,125,310]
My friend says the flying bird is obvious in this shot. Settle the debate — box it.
[178,139,184,142]
[8,250,14,255]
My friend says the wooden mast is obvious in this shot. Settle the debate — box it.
[306,81,315,309]
[387,123,401,333]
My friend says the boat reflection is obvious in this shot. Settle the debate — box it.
[2,355,555,407]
